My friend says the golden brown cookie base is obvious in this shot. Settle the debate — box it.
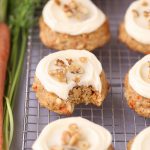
[127,139,134,150]
[124,74,150,118]
[119,23,150,54]
[39,17,110,51]
[108,144,114,150]
[32,71,109,115]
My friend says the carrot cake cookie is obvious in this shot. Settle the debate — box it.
[124,54,150,118]
[127,126,150,150]
[119,0,150,54]
[32,50,109,115]
[39,0,110,51]
[32,117,114,150]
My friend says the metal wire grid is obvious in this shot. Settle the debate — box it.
[22,0,150,150]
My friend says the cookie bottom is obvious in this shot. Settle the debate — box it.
[32,72,109,115]
[39,17,110,51]
[108,145,115,150]
[119,23,150,54]
[127,139,134,150]
[124,74,150,118]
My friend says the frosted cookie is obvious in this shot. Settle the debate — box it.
[39,0,110,51]
[119,0,150,54]
[127,126,150,150]
[32,50,109,115]
[32,117,114,150]
[124,55,150,118]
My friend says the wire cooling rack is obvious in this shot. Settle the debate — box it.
[22,0,150,150]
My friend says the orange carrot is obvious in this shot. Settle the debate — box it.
[0,23,10,149]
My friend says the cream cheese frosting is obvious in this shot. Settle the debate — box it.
[125,0,150,44]
[42,0,106,35]
[129,54,150,99]
[131,126,150,150]
[32,117,112,150]
[35,50,102,100]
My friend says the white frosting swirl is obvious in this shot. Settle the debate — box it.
[42,0,106,35]
[35,50,102,100]
[32,117,112,150]
[131,126,150,150]
[129,54,150,98]
[125,0,150,44]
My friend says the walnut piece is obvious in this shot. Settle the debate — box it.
[55,0,61,5]
[63,4,71,12]
[51,123,90,150]
[62,0,88,20]
[69,124,79,133]
[49,69,67,83]
[62,131,71,145]
[63,4,74,17]
[69,132,80,146]
[73,77,80,83]
[141,1,148,6]
[55,59,66,67]
[144,11,150,17]
[66,58,73,65]
[132,9,139,17]
[68,63,84,74]
[79,57,88,63]
[69,0,78,9]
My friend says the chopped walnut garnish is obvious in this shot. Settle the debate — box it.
[79,57,88,63]
[66,58,73,65]
[132,9,139,17]
[55,0,61,5]
[141,1,148,6]
[69,0,78,9]
[49,69,67,83]
[55,59,66,67]
[144,10,150,17]
[66,11,74,17]
[68,63,84,74]
[69,123,79,132]
[49,57,86,83]
[62,128,80,146]
[62,131,71,145]
[73,77,80,83]
[51,123,90,150]
[63,0,88,20]
[63,9,73,17]
[63,3,71,12]
[69,132,80,146]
